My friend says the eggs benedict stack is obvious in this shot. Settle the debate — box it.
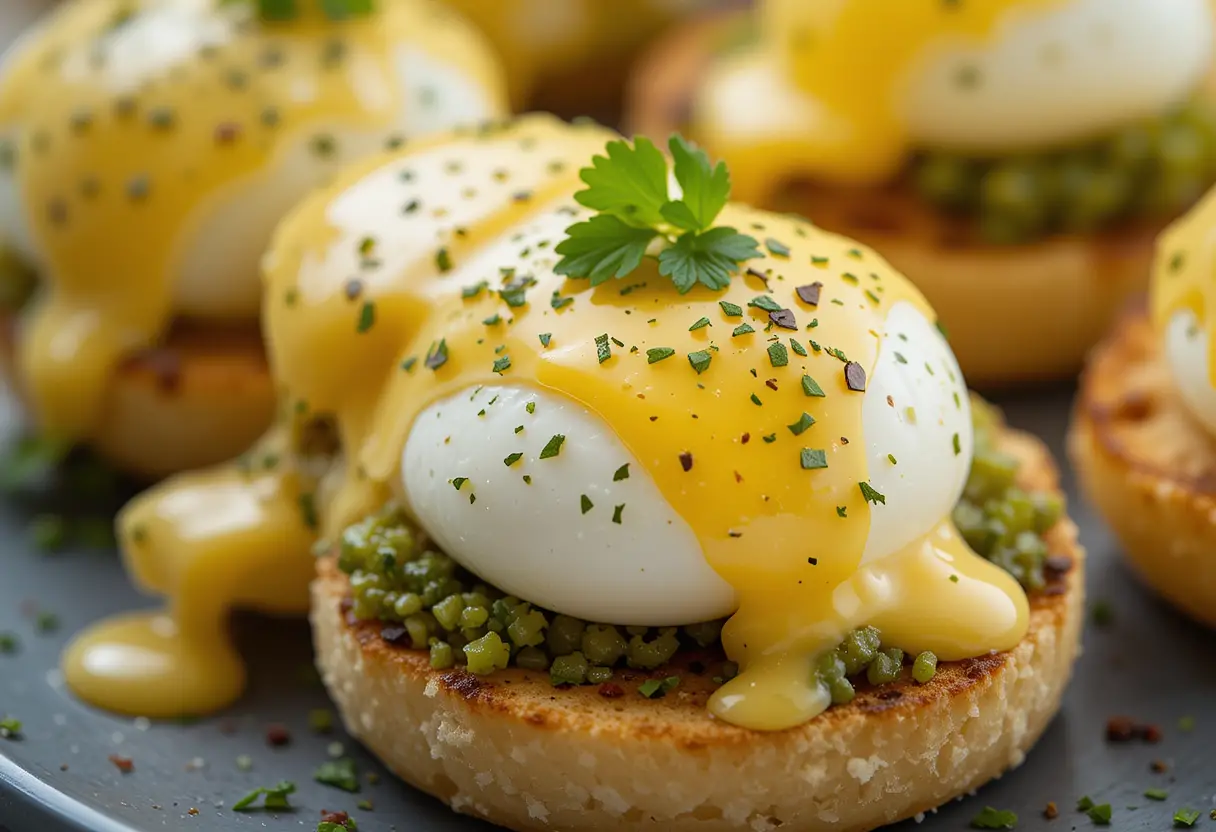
[66,115,1083,828]
[1072,187,1216,627]
[0,0,507,479]
[627,0,1216,385]
[443,0,717,117]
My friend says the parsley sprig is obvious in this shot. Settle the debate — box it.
[555,136,761,293]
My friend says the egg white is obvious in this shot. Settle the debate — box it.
[0,0,498,319]
[902,0,1213,153]
[399,301,973,626]
[1163,309,1216,436]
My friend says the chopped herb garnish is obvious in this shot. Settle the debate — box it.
[1086,803,1112,825]
[526,401,536,414]
[689,316,711,331]
[1174,808,1201,827]
[952,432,961,455]
[748,295,782,312]
[800,449,828,470]
[554,136,760,292]
[762,433,777,443]
[1077,797,1095,811]
[970,806,1018,829]
[461,281,488,299]
[595,333,611,364]
[613,464,630,481]
[719,300,743,317]
[539,434,565,459]
[801,375,825,397]
[504,453,523,467]
[482,313,501,326]
[749,393,763,406]
[450,477,468,491]
[647,347,675,364]
[732,323,755,337]
[0,633,17,654]
[790,339,807,356]
[492,356,511,374]
[538,333,552,347]
[796,282,822,305]
[612,504,625,524]
[859,481,886,505]
[788,413,815,436]
[0,717,20,739]
[550,290,573,310]
[844,361,866,392]
[35,611,58,633]
[688,350,712,374]
[1145,789,1168,801]
[836,506,847,517]
[425,339,448,371]
[233,780,296,811]
[768,342,789,368]
[580,495,593,514]
[638,676,680,699]
[765,237,790,257]
[435,247,452,273]
[314,758,359,792]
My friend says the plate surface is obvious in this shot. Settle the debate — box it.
[1,5,1215,832]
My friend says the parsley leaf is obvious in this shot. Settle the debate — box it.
[553,215,657,286]
[970,806,1018,829]
[659,227,763,293]
[556,134,760,294]
[573,136,669,227]
[660,135,728,231]
[314,758,360,792]
[233,780,296,811]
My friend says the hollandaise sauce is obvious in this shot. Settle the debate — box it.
[695,0,1067,197]
[0,0,502,445]
[1151,184,1216,380]
[66,115,1027,727]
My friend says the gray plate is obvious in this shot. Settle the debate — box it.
[2,4,1215,831]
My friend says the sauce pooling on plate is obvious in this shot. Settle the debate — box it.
[66,115,1027,727]
[0,0,504,449]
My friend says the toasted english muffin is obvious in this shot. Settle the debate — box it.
[312,422,1084,832]
[0,311,274,480]
[1070,304,1216,627]
[623,11,1189,388]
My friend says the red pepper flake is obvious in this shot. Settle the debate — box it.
[741,433,750,444]
[597,683,624,699]
[108,754,134,773]
[1151,759,1169,773]
[321,810,351,824]
[264,723,292,747]
[1044,802,1059,820]
[746,267,769,286]
[678,452,693,472]
[214,122,242,144]
[765,378,778,391]
[795,283,822,306]
[769,309,797,330]
[844,361,866,392]
[1105,716,1162,743]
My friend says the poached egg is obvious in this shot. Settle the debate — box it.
[695,0,1214,197]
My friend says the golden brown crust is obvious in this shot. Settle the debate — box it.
[1070,304,1216,627]
[623,12,1181,387]
[0,311,275,479]
[312,423,1084,832]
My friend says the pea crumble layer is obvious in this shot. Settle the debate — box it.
[337,401,1064,703]
[910,99,1216,245]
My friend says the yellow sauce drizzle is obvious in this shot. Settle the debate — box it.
[1150,185,1216,383]
[692,0,1066,201]
[65,114,1027,726]
[0,0,505,448]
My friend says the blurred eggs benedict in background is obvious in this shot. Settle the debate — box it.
[0,0,507,479]
[627,0,1216,385]
[1072,184,1216,628]
[64,114,1084,831]
[443,0,720,117]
